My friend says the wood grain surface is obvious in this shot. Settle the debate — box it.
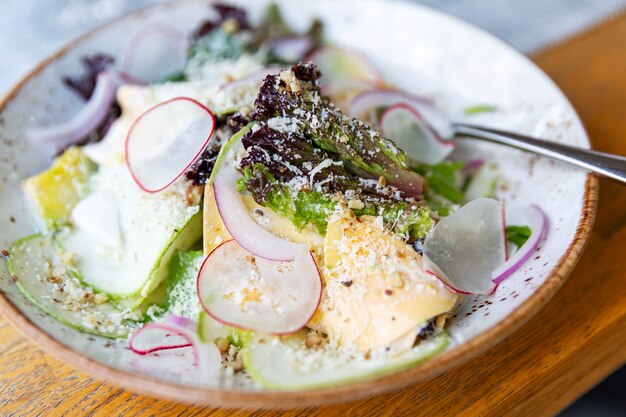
[2,11,626,417]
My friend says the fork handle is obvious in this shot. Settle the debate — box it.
[454,123,626,184]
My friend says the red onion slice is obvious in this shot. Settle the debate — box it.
[197,239,322,335]
[307,46,383,85]
[120,22,188,84]
[423,198,506,295]
[212,160,308,261]
[129,316,221,376]
[125,97,215,193]
[492,205,547,284]
[380,103,455,164]
[269,36,314,62]
[349,89,454,139]
[219,66,283,91]
[25,71,116,153]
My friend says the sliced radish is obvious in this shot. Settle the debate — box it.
[380,103,455,164]
[307,46,383,86]
[269,36,314,62]
[349,89,454,139]
[121,22,188,84]
[212,161,308,261]
[25,71,117,152]
[220,66,283,91]
[423,198,506,295]
[492,205,547,284]
[125,97,215,193]
[129,316,221,376]
[197,239,322,335]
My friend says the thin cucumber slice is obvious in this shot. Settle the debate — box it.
[6,235,138,338]
[242,332,450,390]
[58,161,203,302]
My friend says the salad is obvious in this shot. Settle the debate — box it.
[4,3,546,389]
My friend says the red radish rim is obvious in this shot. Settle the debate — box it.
[380,102,455,149]
[120,22,188,84]
[130,323,196,356]
[212,161,308,261]
[492,205,548,284]
[196,239,323,335]
[306,45,385,84]
[124,96,216,193]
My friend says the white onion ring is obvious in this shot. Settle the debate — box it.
[25,71,116,152]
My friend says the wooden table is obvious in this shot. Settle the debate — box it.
[2,12,626,417]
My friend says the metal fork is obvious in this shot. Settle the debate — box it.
[454,123,626,184]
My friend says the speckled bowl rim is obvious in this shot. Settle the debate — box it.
[0,0,599,408]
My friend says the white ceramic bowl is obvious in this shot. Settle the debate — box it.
[0,0,597,407]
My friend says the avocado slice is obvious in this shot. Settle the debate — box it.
[6,235,138,338]
[242,331,450,390]
[23,147,95,230]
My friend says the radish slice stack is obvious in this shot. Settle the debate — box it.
[120,22,189,84]
[380,103,455,164]
[125,97,216,193]
[25,71,117,153]
[197,240,322,335]
[201,160,323,334]
[130,315,221,376]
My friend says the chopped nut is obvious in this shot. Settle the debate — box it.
[94,293,109,304]
[47,275,63,284]
[230,355,244,372]
[347,199,365,210]
[186,184,204,206]
[378,176,387,187]
[59,250,77,267]
[387,272,404,289]
[384,289,393,296]
[1,250,9,257]
[435,313,448,329]
[84,314,98,328]
[215,337,231,354]
[305,332,326,349]
[339,134,350,143]
[221,18,239,35]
